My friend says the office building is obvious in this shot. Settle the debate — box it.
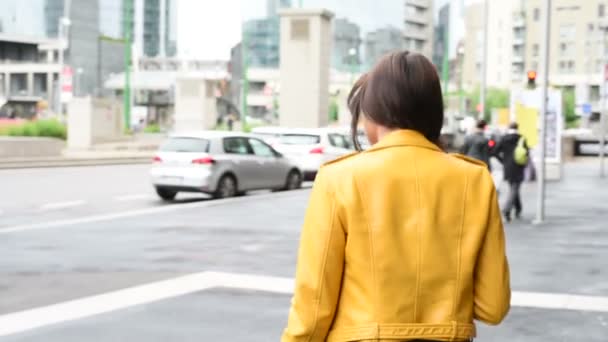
[333,18,362,71]
[123,0,177,58]
[242,0,292,68]
[0,0,46,37]
[365,26,403,66]
[403,0,434,58]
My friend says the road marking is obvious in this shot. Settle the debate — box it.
[0,272,218,337]
[0,189,308,234]
[114,194,154,202]
[1,271,607,337]
[39,200,86,211]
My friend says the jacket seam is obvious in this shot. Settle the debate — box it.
[307,178,337,342]
[412,153,422,322]
[353,176,378,334]
[451,169,469,319]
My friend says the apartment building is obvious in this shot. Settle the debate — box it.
[464,0,608,112]
[404,0,434,58]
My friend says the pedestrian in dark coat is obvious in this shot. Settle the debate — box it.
[494,122,529,221]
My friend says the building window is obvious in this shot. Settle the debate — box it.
[532,61,539,71]
[559,61,566,73]
[568,60,575,73]
[600,3,605,17]
[559,24,576,39]
[532,43,539,57]
[589,23,595,32]
[533,8,540,21]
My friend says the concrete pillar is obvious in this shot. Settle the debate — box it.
[27,73,34,96]
[47,73,54,103]
[279,9,333,128]
[174,77,218,132]
[5,73,10,96]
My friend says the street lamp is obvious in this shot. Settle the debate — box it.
[55,16,71,117]
[458,45,465,116]
[76,68,84,97]
[598,21,608,178]
[348,47,357,84]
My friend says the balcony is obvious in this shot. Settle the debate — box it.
[512,54,525,64]
[406,0,430,9]
[513,13,525,28]
[403,28,428,41]
[513,37,525,46]
[405,15,428,25]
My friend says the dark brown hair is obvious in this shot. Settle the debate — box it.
[348,51,444,150]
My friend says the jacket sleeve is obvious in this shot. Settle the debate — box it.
[282,169,346,342]
[473,176,511,325]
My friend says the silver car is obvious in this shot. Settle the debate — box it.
[150,131,302,201]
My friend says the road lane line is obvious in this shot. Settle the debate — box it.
[1,271,607,337]
[0,189,309,234]
[39,200,86,211]
[114,194,154,202]
[0,272,218,337]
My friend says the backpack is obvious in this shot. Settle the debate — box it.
[514,136,528,166]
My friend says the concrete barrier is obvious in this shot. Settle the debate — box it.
[0,137,65,158]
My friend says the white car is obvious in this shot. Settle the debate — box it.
[150,131,302,201]
[252,127,354,180]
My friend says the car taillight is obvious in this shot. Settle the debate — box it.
[309,146,324,154]
[153,156,162,164]
[488,139,496,148]
[192,157,215,165]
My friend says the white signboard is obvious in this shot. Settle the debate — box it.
[61,66,73,103]
[510,88,563,163]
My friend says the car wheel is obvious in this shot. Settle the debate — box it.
[284,170,302,191]
[156,187,177,201]
[215,174,238,199]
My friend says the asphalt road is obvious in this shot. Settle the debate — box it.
[1,162,607,341]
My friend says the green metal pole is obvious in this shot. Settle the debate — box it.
[123,0,132,132]
[441,27,450,96]
[241,26,248,131]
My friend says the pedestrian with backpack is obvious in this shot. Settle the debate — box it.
[494,122,529,222]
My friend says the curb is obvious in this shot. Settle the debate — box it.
[0,157,152,169]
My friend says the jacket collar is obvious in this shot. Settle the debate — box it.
[368,129,442,153]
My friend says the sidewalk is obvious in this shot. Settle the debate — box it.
[0,133,162,169]
[502,159,608,295]
[477,159,608,340]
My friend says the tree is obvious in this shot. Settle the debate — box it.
[329,97,339,122]
[468,87,510,122]
[563,88,578,127]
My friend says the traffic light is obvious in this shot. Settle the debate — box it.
[527,70,537,88]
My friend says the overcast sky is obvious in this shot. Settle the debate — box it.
[177,0,483,61]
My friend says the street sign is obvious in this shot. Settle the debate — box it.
[582,103,592,115]
[61,66,73,103]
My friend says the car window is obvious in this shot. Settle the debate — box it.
[249,138,276,157]
[160,138,209,153]
[278,134,321,145]
[223,137,252,155]
[328,133,349,149]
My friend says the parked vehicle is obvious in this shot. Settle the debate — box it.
[253,127,353,180]
[150,131,302,201]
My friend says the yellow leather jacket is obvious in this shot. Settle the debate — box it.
[282,130,510,342]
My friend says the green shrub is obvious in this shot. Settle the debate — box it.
[4,119,66,139]
[143,124,161,133]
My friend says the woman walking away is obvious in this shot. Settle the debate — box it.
[282,51,510,342]
[494,122,529,222]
